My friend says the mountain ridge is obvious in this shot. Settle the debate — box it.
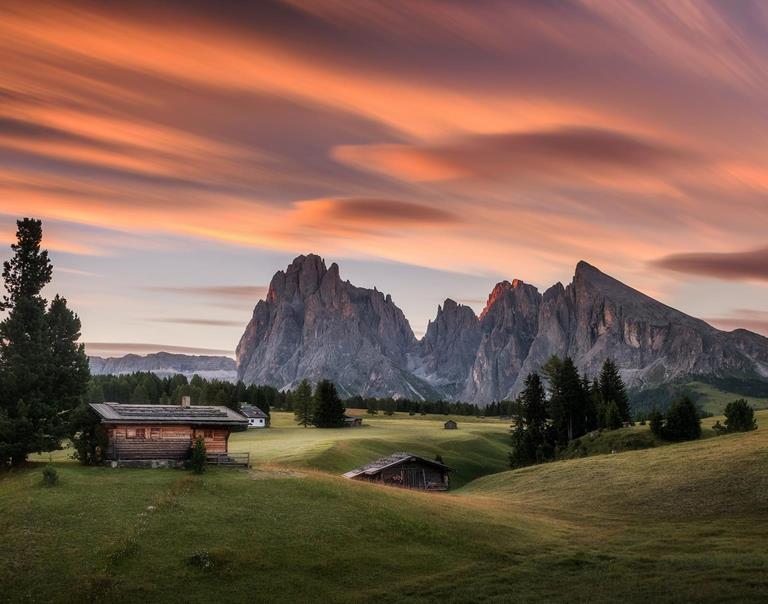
[235,254,768,404]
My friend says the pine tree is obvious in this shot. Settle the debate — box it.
[598,359,630,426]
[293,379,314,427]
[312,380,346,428]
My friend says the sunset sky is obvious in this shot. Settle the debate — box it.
[2,0,768,357]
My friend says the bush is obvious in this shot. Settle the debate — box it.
[724,399,757,433]
[662,396,701,441]
[189,436,206,474]
[42,465,59,487]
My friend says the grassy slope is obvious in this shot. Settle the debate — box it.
[4,411,768,603]
[686,381,768,415]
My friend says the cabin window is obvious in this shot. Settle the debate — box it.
[150,428,160,439]
[125,428,145,439]
[204,430,213,438]
[135,428,146,439]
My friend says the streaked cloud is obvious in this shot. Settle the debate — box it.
[2,0,768,347]
[147,318,245,327]
[706,309,768,336]
[653,247,768,281]
[144,285,269,300]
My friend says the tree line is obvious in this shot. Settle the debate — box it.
[86,372,285,416]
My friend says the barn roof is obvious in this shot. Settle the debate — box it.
[239,405,268,419]
[89,402,248,426]
[343,452,453,479]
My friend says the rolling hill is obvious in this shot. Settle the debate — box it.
[3,411,767,602]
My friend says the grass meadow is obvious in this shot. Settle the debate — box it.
[2,410,767,602]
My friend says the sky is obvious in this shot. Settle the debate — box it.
[2,0,768,357]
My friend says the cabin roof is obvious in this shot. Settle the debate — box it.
[89,402,248,426]
[239,405,268,419]
[343,452,453,479]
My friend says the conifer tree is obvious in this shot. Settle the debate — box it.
[312,380,346,428]
[0,219,89,466]
[510,372,554,468]
[293,379,314,427]
[598,359,630,426]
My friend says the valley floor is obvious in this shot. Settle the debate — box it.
[2,411,768,603]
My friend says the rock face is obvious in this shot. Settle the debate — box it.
[412,299,481,398]
[236,254,428,398]
[236,254,768,404]
[89,352,237,381]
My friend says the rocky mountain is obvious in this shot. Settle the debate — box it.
[236,255,768,404]
[88,352,237,381]
[236,254,432,399]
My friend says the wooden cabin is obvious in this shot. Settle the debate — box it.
[89,399,247,463]
[444,419,458,430]
[240,405,269,428]
[343,414,363,427]
[343,452,452,490]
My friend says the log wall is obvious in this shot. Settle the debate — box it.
[106,424,230,460]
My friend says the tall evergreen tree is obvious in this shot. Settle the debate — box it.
[546,356,588,443]
[293,379,314,427]
[0,219,89,466]
[312,380,345,428]
[598,359,630,427]
[509,372,554,468]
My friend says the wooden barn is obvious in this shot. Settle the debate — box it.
[444,419,458,430]
[90,399,247,464]
[343,452,452,490]
[240,405,269,428]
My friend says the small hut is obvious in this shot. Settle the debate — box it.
[343,414,363,427]
[444,419,458,430]
[343,452,452,490]
[240,405,269,428]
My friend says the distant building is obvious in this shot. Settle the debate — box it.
[240,405,270,428]
[89,398,247,464]
[343,452,452,490]
[343,414,363,427]
[444,419,458,430]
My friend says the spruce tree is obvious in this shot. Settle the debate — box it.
[510,372,554,468]
[0,219,89,466]
[293,379,314,427]
[598,359,630,426]
[546,356,588,444]
[312,380,345,428]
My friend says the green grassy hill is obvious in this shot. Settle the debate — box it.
[3,411,767,602]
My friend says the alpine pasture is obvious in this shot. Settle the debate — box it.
[2,411,767,603]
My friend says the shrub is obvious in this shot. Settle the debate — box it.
[663,396,701,441]
[42,465,59,487]
[189,436,206,474]
[723,399,758,433]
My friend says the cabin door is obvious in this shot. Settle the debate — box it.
[403,468,425,489]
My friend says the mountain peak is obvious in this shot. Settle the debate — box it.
[575,260,601,277]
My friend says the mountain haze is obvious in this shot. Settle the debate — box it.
[237,254,768,404]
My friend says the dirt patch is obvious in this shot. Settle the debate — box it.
[246,468,305,480]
